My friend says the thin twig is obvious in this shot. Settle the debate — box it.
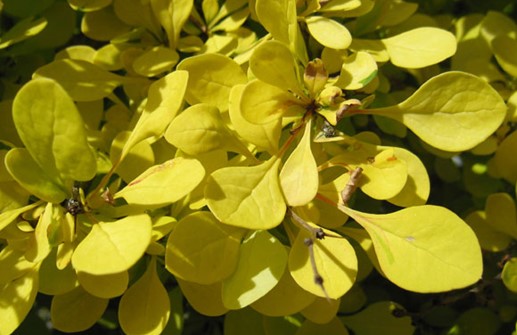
[341,167,363,205]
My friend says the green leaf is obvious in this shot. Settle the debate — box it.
[12,78,97,182]
[51,286,108,333]
[296,317,349,335]
[465,211,512,252]
[5,148,67,203]
[68,0,112,12]
[492,35,517,77]
[122,70,188,158]
[206,157,286,230]
[306,16,352,50]
[165,104,252,157]
[381,27,457,68]
[177,53,247,111]
[72,214,152,275]
[222,230,287,309]
[280,122,319,206]
[119,257,170,335]
[0,16,47,49]
[34,59,124,101]
[249,40,304,95]
[115,157,205,207]
[367,72,506,152]
[0,269,39,335]
[225,308,266,335]
[340,205,483,292]
[289,227,357,299]
[502,257,517,293]
[342,302,414,335]
[494,130,517,183]
[165,211,244,284]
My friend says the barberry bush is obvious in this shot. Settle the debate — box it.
[0,0,516,334]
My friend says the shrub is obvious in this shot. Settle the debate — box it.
[0,0,516,334]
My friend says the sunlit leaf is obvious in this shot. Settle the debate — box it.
[119,257,170,335]
[335,51,378,90]
[51,286,108,333]
[12,78,97,182]
[111,131,155,183]
[206,156,286,229]
[68,0,112,12]
[165,211,244,284]
[122,70,188,158]
[222,230,287,309]
[133,46,180,77]
[280,122,319,206]
[339,205,483,292]
[382,28,457,68]
[177,53,247,111]
[306,16,352,50]
[0,17,47,49]
[115,157,204,206]
[228,84,281,154]
[289,227,357,299]
[34,59,125,101]
[251,263,316,316]
[249,40,304,95]
[0,269,39,335]
[0,246,37,284]
[367,72,506,152]
[72,214,152,275]
[25,202,55,263]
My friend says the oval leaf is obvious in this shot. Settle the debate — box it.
[368,72,506,152]
[115,157,205,206]
[72,214,152,275]
[382,27,457,68]
[222,230,288,309]
[206,157,286,230]
[119,257,170,335]
[306,16,352,50]
[165,211,244,284]
[77,271,128,298]
[13,78,97,183]
[340,205,483,292]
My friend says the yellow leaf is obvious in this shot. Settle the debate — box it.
[251,263,316,316]
[72,214,152,275]
[111,131,155,183]
[382,27,457,68]
[494,131,517,183]
[222,230,287,309]
[301,297,341,324]
[81,5,132,41]
[306,16,352,50]
[165,211,244,284]
[115,157,205,206]
[240,79,306,125]
[177,279,229,316]
[122,70,188,158]
[133,46,180,77]
[77,271,128,298]
[34,59,125,101]
[0,201,43,231]
[492,35,517,77]
[485,193,517,240]
[289,228,357,299]
[229,84,281,154]
[165,104,252,157]
[249,40,304,95]
[335,51,378,90]
[51,286,108,333]
[0,269,39,335]
[39,249,78,295]
[25,202,54,263]
[368,72,506,152]
[206,157,286,229]
[340,205,483,292]
[465,211,512,252]
[0,246,37,285]
[68,0,111,11]
[502,257,517,293]
[342,301,414,335]
[177,53,247,111]
[119,257,170,335]
[0,17,47,49]
[280,122,319,206]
